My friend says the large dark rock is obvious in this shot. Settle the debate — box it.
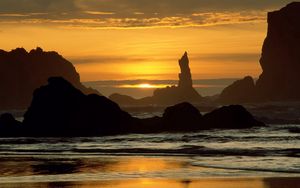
[0,47,99,110]
[256,2,300,101]
[162,102,202,132]
[203,105,264,129]
[22,77,132,136]
[219,76,255,104]
[219,2,300,103]
[109,52,202,106]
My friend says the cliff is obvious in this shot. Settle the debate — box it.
[255,2,300,101]
[0,47,99,110]
[219,2,300,103]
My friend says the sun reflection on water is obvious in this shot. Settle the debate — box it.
[118,83,173,89]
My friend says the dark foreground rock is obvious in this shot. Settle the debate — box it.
[0,113,22,136]
[162,102,202,132]
[22,77,133,136]
[219,2,300,103]
[1,77,264,136]
[0,47,99,111]
[202,105,265,129]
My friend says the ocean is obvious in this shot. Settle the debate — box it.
[0,111,299,187]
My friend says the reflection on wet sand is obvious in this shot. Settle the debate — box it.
[0,156,300,188]
[0,156,188,177]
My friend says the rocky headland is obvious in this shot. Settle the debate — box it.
[0,47,99,111]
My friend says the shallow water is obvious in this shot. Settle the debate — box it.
[0,124,299,185]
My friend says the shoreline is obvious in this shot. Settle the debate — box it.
[1,177,300,188]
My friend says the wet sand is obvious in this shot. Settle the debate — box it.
[1,177,300,188]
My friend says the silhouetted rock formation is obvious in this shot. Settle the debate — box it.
[0,113,22,136]
[109,93,153,106]
[162,102,202,132]
[150,52,202,104]
[219,3,300,103]
[219,76,255,103]
[0,77,263,136]
[22,77,132,136]
[178,52,193,88]
[256,2,300,101]
[0,47,99,110]
[109,52,202,106]
[202,105,264,129]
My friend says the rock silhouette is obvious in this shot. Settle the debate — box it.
[219,76,255,104]
[23,77,132,136]
[202,105,265,129]
[0,47,99,110]
[162,102,202,132]
[219,2,300,103]
[109,52,202,106]
[0,77,264,136]
[0,113,22,136]
[178,52,193,88]
[256,2,300,101]
[152,52,202,104]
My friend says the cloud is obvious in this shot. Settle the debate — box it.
[84,11,115,15]
[68,53,260,65]
[0,0,294,28]
[193,53,261,63]
[68,55,154,64]
[0,13,30,17]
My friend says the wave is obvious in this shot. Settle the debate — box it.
[1,146,299,158]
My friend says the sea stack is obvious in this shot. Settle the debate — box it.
[219,2,300,103]
[255,2,300,101]
[152,52,202,104]
[178,52,193,89]
[110,52,202,106]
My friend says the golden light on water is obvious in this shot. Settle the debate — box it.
[137,84,155,88]
[119,83,173,89]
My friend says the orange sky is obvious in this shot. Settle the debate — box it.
[0,0,293,81]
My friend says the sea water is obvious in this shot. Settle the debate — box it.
[0,119,299,184]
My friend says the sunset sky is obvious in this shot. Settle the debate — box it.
[0,0,294,81]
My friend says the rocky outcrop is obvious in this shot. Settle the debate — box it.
[109,52,202,106]
[178,52,193,88]
[0,47,99,110]
[22,77,132,136]
[202,105,265,129]
[219,76,255,103]
[151,52,202,104]
[0,113,22,136]
[0,77,263,136]
[255,2,300,101]
[219,3,300,104]
[162,102,202,132]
